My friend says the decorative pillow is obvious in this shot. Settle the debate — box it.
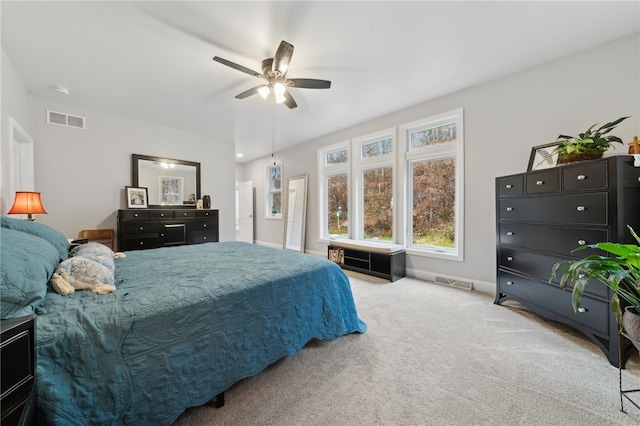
[0,216,69,260]
[50,242,119,296]
[50,256,116,296]
[0,227,61,319]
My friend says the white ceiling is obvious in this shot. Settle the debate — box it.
[2,1,639,163]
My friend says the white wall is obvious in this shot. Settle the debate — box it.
[240,34,640,292]
[1,48,34,213]
[27,99,236,242]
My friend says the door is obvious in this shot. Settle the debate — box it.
[237,181,254,243]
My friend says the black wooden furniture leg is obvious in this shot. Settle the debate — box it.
[214,392,225,408]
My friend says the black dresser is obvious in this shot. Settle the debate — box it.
[117,209,219,251]
[495,155,640,367]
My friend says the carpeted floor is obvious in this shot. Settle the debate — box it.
[173,272,640,425]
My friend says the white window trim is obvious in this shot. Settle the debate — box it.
[317,141,350,241]
[399,108,464,261]
[265,160,283,219]
[352,128,396,242]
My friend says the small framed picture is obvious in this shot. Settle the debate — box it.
[126,186,148,208]
[527,142,562,171]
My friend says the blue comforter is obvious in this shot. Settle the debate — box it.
[35,242,366,425]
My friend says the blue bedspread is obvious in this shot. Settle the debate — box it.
[35,242,366,425]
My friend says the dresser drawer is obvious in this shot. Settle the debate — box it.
[498,192,607,225]
[119,210,149,221]
[498,246,608,298]
[498,271,609,336]
[189,231,216,244]
[562,161,608,191]
[122,237,160,250]
[191,220,216,232]
[150,210,174,219]
[498,222,607,257]
[496,175,523,196]
[526,169,559,194]
[122,222,159,236]
[175,210,196,219]
[196,210,217,219]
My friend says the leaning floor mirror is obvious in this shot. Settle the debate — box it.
[283,174,308,252]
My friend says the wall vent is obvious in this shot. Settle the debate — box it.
[47,110,86,129]
[433,275,473,291]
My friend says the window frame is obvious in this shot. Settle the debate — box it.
[265,161,283,219]
[317,141,350,241]
[352,128,396,242]
[399,108,464,261]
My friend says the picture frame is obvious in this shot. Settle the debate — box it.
[158,176,184,206]
[527,142,562,171]
[126,186,148,208]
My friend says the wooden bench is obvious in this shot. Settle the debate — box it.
[328,239,405,282]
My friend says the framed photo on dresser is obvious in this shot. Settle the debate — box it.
[527,142,561,171]
[126,186,148,208]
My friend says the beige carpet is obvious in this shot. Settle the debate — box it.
[172,272,640,425]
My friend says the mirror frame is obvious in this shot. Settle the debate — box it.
[132,154,201,209]
[283,174,308,252]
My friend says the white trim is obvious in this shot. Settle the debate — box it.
[317,141,350,240]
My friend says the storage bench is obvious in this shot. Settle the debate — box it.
[328,239,406,282]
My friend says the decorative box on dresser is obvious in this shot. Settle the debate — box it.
[117,209,219,251]
[495,155,640,367]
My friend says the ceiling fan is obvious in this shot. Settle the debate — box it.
[213,40,331,109]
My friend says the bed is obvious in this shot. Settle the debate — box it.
[0,217,366,425]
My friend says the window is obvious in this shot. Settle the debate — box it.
[318,143,349,239]
[265,163,282,218]
[401,108,464,260]
[353,130,395,241]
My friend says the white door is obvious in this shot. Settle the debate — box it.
[237,181,254,243]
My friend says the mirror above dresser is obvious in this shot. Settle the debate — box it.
[132,154,201,208]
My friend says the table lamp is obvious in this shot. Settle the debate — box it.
[8,191,48,220]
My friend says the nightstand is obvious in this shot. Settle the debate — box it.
[1,315,36,426]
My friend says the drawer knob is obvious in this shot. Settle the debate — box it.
[506,207,513,212]
[183,213,188,216]
[160,213,165,217]
[577,175,586,180]
[134,213,139,217]
[536,180,544,186]
[506,281,514,286]
[576,206,586,212]
[507,256,513,261]
[506,184,513,189]
[139,241,144,245]
[203,236,207,240]
[205,212,210,216]
[203,224,207,228]
[507,231,514,236]
[139,226,144,230]
[577,239,586,245]
[577,307,587,313]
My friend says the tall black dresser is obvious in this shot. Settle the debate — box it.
[495,155,640,367]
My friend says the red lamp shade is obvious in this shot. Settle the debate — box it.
[8,191,48,220]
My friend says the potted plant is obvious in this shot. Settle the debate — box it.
[550,226,640,347]
[555,116,629,164]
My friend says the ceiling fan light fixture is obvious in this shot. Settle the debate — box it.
[258,85,271,99]
[274,83,286,104]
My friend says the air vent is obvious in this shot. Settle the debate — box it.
[434,275,473,291]
[47,110,86,129]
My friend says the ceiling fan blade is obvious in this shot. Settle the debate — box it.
[262,58,274,76]
[273,40,294,76]
[287,78,331,89]
[283,90,297,109]
[235,85,264,99]
[213,56,262,78]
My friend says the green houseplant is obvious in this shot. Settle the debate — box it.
[555,116,629,164]
[550,226,640,345]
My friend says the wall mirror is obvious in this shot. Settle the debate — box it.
[283,174,308,252]
[132,154,200,208]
